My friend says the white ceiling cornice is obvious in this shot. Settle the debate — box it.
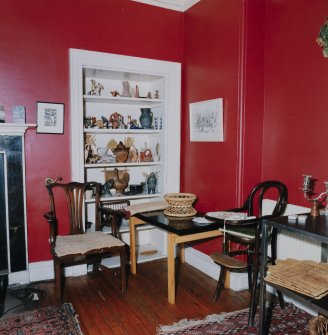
[131,0,200,12]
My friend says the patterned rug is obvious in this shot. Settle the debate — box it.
[0,303,83,335]
[157,303,313,335]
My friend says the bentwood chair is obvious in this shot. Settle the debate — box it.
[44,181,127,304]
[210,180,288,325]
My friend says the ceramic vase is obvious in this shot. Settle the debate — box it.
[139,108,153,129]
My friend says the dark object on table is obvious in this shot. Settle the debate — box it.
[44,181,127,303]
[209,180,288,326]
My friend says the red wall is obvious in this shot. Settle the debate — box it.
[181,0,244,212]
[0,0,183,262]
[181,0,267,254]
[2,0,326,264]
[262,0,328,207]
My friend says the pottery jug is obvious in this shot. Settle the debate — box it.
[139,108,153,129]
[112,141,130,163]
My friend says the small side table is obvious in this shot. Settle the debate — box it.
[0,270,8,317]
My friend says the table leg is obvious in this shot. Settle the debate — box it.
[129,217,137,275]
[167,233,175,304]
[321,242,328,263]
[179,242,185,263]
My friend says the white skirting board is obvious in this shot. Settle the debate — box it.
[13,200,319,302]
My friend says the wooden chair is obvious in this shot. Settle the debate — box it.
[44,181,127,304]
[210,180,288,324]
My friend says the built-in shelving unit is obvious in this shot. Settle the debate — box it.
[70,49,181,266]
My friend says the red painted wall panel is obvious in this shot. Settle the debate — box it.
[181,0,243,215]
[181,0,267,255]
[0,0,183,262]
[241,0,266,200]
[263,0,328,207]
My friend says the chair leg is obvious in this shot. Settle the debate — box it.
[248,259,259,326]
[277,290,285,309]
[54,260,62,304]
[247,248,254,292]
[92,258,101,274]
[120,247,127,293]
[213,267,227,302]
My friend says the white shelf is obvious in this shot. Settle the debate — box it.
[84,128,163,135]
[83,95,163,105]
[70,49,180,268]
[85,162,162,168]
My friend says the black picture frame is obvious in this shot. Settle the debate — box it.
[36,101,64,134]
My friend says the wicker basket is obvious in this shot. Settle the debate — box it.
[164,193,197,217]
[309,315,328,335]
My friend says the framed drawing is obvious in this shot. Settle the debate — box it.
[189,98,223,142]
[12,106,26,124]
[37,102,64,134]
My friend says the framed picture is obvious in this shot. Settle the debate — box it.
[189,98,223,142]
[37,102,64,134]
[12,106,26,124]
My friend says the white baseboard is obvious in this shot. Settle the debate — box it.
[16,201,314,290]
[28,261,54,282]
[28,261,88,283]
[8,270,30,286]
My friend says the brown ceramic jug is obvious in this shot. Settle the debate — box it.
[112,141,130,163]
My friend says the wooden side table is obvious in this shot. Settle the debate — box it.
[258,215,328,334]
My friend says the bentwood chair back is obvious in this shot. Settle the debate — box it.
[210,180,288,325]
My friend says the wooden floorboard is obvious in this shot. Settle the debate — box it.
[34,259,251,335]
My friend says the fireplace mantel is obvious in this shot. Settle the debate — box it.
[0,123,36,135]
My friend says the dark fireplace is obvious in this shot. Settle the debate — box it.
[0,136,27,273]
[0,124,32,317]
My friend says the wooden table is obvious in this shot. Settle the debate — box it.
[129,211,222,304]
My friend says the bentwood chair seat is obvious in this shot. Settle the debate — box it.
[44,181,127,304]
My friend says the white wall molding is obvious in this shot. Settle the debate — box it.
[131,0,200,12]
[0,123,36,136]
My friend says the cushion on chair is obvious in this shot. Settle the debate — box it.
[210,251,247,270]
[54,231,125,257]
